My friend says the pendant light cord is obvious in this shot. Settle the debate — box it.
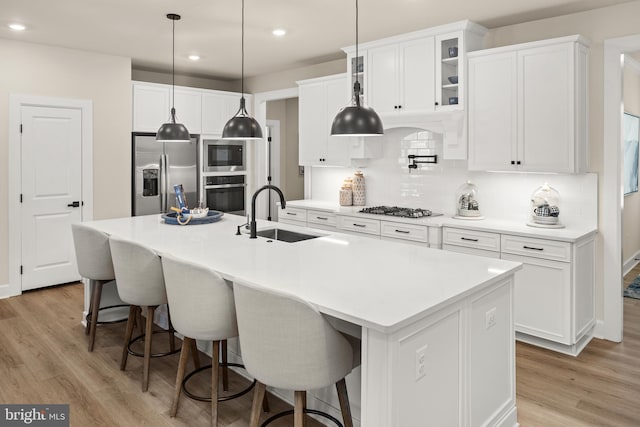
[353,0,361,107]
[241,0,245,98]
[171,16,176,120]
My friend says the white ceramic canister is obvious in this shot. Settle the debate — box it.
[339,187,353,206]
[352,171,366,206]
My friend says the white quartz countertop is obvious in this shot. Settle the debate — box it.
[85,214,521,333]
[284,200,597,242]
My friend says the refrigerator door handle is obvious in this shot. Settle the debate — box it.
[160,154,167,212]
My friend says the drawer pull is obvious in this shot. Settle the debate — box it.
[461,237,479,242]
[395,229,410,234]
[353,223,366,228]
[286,212,297,216]
[315,216,328,220]
[523,245,544,251]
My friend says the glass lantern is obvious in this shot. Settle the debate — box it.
[455,180,482,218]
[530,182,561,226]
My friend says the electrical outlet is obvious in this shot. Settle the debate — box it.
[486,307,497,330]
[415,345,428,381]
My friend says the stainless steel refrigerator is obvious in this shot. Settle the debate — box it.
[132,133,199,216]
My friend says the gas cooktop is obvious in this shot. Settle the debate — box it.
[358,206,443,219]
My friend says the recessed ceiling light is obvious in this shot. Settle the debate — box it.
[272,29,286,37]
[9,23,26,31]
[188,54,200,61]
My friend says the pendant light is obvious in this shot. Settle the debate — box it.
[156,13,191,143]
[222,0,263,140]
[331,0,383,137]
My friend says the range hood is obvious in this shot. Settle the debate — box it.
[381,110,467,160]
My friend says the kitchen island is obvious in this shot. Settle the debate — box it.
[84,214,521,427]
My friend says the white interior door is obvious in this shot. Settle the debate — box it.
[21,106,82,290]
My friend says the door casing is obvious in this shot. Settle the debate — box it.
[5,95,93,299]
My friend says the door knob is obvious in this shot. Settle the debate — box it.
[67,201,80,208]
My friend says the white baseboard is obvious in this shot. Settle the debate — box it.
[623,251,640,276]
[0,283,20,300]
[593,320,605,339]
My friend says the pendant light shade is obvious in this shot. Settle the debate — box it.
[156,13,191,143]
[331,0,383,137]
[222,0,263,140]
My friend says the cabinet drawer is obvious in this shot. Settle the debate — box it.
[381,221,428,243]
[501,235,570,262]
[442,227,500,252]
[280,206,307,222]
[443,244,501,259]
[337,216,381,236]
[307,210,336,227]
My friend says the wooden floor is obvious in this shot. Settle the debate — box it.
[0,281,639,426]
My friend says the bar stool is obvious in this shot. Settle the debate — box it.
[233,281,359,427]
[161,254,263,426]
[108,235,181,392]
[71,223,128,352]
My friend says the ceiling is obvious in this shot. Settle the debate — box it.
[1,0,633,81]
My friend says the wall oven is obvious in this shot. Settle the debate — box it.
[203,139,246,172]
[204,175,246,216]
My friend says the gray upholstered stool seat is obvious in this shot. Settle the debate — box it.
[161,254,266,426]
[71,223,128,352]
[233,281,360,427]
[109,235,183,392]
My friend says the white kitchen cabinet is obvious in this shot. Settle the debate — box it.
[343,22,487,117]
[443,225,596,355]
[173,88,202,135]
[435,32,464,110]
[132,82,170,132]
[298,74,350,166]
[368,37,435,115]
[502,252,571,344]
[201,92,243,136]
[468,36,589,173]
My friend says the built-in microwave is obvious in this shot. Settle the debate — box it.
[203,139,246,173]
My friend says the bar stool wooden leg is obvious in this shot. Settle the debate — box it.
[190,339,200,370]
[336,378,353,427]
[142,306,155,392]
[294,391,306,427]
[86,280,96,335]
[211,340,220,427]
[136,306,144,335]
[170,336,192,417]
[88,280,104,351]
[221,339,229,391]
[167,305,176,353]
[250,381,267,427]
[262,392,270,413]
[120,305,137,371]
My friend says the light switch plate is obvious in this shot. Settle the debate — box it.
[415,344,428,381]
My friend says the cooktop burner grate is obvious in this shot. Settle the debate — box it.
[358,206,442,218]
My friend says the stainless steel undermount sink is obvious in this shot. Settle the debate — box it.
[256,228,320,243]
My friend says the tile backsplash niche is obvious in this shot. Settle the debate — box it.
[308,127,597,228]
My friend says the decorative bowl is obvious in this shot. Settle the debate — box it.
[448,76,458,84]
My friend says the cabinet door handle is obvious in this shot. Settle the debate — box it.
[315,216,328,220]
[511,160,515,165]
[516,160,521,165]
[286,212,297,216]
[395,229,410,234]
[398,105,402,109]
[461,237,479,242]
[435,102,439,106]
[523,245,544,251]
[353,223,366,228]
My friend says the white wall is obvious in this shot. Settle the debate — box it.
[0,39,131,286]
[309,128,597,228]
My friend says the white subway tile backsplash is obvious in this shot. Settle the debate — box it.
[309,127,597,228]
